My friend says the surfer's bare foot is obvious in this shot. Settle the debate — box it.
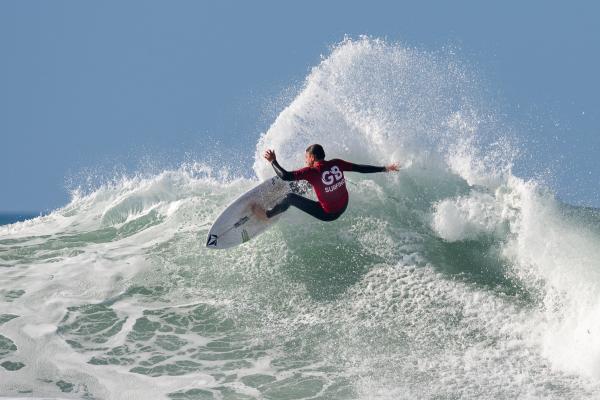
[250,203,269,221]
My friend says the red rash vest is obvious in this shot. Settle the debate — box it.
[292,159,355,214]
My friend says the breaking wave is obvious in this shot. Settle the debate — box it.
[1,38,599,399]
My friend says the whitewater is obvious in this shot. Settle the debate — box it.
[2,38,600,399]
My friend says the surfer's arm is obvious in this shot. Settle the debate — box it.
[265,149,302,181]
[352,164,399,172]
[349,163,387,173]
[271,160,295,181]
[336,159,398,173]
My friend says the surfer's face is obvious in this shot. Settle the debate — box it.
[305,152,316,167]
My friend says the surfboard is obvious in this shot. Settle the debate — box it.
[205,177,306,249]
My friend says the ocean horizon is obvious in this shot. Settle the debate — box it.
[0,212,40,226]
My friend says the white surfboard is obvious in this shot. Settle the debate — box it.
[205,177,306,249]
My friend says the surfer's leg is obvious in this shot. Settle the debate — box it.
[285,194,327,220]
[265,194,297,218]
[267,193,345,222]
[266,193,319,219]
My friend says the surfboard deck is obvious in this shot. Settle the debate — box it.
[205,177,306,249]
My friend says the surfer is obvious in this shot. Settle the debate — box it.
[252,144,399,222]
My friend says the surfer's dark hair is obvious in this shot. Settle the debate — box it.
[306,144,325,160]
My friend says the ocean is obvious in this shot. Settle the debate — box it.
[1,38,599,399]
[0,214,39,227]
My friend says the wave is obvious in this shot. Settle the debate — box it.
[1,37,599,399]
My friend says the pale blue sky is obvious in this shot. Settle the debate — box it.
[1,0,598,212]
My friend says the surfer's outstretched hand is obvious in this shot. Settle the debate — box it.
[385,163,400,172]
[264,149,276,163]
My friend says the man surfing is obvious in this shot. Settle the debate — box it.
[252,144,399,222]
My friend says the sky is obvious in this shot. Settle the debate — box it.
[1,0,599,212]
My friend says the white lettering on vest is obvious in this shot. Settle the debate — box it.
[321,165,343,185]
[324,178,346,193]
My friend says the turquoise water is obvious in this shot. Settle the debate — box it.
[2,38,600,399]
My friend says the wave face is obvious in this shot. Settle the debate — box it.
[2,38,600,399]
